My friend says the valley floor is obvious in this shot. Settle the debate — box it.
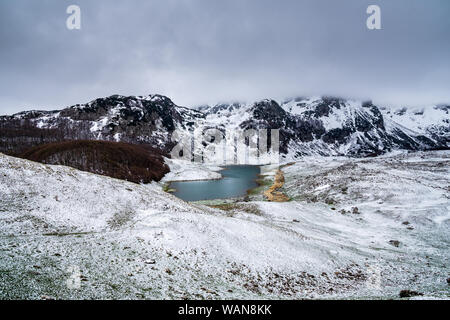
[0,151,448,299]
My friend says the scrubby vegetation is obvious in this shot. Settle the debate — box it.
[0,118,69,155]
[207,203,263,216]
[19,140,169,183]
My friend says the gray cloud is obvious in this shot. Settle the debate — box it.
[0,0,449,114]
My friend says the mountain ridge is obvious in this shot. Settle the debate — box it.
[0,93,448,159]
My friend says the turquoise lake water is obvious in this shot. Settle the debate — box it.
[170,165,260,201]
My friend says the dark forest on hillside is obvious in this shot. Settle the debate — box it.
[20,140,169,183]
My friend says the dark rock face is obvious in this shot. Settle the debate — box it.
[205,102,243,115]
[240,99,325,154]
[389,240,401,247]
[322,128,353,144]
[399,290,423,298]
[293,97,389,155]
[303,97,344,118]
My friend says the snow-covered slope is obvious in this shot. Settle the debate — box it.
[380,105,449,143]
[1,152,449,299]
[161,158,222,182]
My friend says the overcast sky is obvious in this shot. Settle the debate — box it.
[0,0,449,114]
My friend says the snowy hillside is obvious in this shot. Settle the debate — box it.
[380,105,449,142]
[0,151,449,299]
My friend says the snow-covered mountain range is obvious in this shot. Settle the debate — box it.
[0,94,448,159]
